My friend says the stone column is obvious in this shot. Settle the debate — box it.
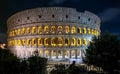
[81,49,84,58]
[80,50,82,58]
[56,50,58,59]
[49,50,52,59]
[69,49,71,58]
[63,49,65,59]
[41,50,44,57]
[43,50,45,57]
[75,49,77,59]
[30,38,32,48]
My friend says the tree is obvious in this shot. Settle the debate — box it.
[50,61,87,74]
[0,48,48,74]
[26,55,48,74]
[0,48,20,74]
[50,64,68,74]
[68,61,87,74]
[83,32,120,74]
[19,58,29,74]
[19,55,48,74]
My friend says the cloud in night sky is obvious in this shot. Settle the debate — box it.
[48,0,67,5]
[48,0,79,6]
[99,8,120,39]
[99,8,120,23]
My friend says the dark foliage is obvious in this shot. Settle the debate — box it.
[83,32,120,74]
[51,61,87,74]
[50,64,68,74]
[0,48,20,74]
[27,55,48,74]
[68,61,87,74]
[0,48,48,74]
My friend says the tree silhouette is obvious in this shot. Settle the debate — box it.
[51,61,87,74]
[27,55,47,74]
[0,48,48,74]
[83,32,120,74]
[0,48,20,74]
[50,64,68,74]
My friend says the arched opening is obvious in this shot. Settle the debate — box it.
[39,50,43,57]
[38,26,42,34]
[78,38,82,46]
[14,40,17,46]
[92,29,94,35]
[58,37,63,46]
[32,26,36,34]
[15,29,17,36]
[18,29,21,35]
[21,39,25,46]
[51,38,56,46]
[58,26,63,34]
[26,39,30,46]
[71,38,76,46]
[65,26,69,34]
[78,27,82,34]
[58,50,63,58]
[26,27,30,34]
[94,30,97,36]
[83,28,86,34]
[44,38,49,46]
[12,30,15,36]
[65,38,69,46]
[71,50,75,58]
[17,39,21,46]
[64,50,69,58]
[32,38,36,46]
[38,38,42,46]
[71,26,76,34]
[45,50,49,58]
[22,27,25,35]
[83,39,87,45]
[51,26,56,34]
[88,28,91,34]
[77,50,81,58]
[51,50,56,58]
[44,26,49,34]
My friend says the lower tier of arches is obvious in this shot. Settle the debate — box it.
[10,47,85,60]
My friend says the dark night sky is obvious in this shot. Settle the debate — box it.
[0,0,120,42]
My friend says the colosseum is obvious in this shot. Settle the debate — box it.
[7,7,101,63]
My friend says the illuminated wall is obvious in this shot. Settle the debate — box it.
[7,7,101,62]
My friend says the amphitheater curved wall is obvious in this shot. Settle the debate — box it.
[7,7,101,62]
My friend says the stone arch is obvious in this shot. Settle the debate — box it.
[58,50,63,59]
[71,50,75,58]
[45,50,49,58]
[51,50,56,59]
[77,50,81,58]
[39,50,43,57]
[58,37,63,46]
[64,50,69,58]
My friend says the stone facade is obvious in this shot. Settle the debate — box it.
[7,7,101,63]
